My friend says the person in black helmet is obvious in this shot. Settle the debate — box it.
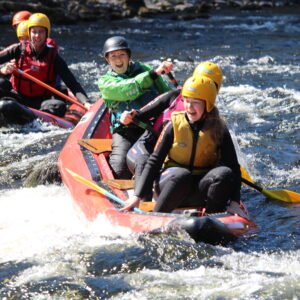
[98,36,173,179]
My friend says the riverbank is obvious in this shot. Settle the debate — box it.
[0,0,300,24]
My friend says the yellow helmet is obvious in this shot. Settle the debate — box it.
[27,13,51,37]
[193,61,223,91]
[182,76,217,112]
[16,20,29,39]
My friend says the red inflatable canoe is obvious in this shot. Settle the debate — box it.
[0,99,85,129]
[59,99,257,244]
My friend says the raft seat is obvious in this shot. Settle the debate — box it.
[78,138,112,154]
[78,137,135,189]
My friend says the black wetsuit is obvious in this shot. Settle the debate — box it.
[127,89,180,191]
[133,115,241,213]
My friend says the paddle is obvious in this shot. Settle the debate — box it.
[166,72,179,88]
[132,117,158,135]
[241,175,300,203]
[15,69,87,111]
[131,71,179,134]
[65,168,143,213]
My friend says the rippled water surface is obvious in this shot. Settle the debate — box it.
[0,12,299,299]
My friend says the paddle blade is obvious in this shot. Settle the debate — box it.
[66,168,106,195]
[262,188,300,203]
[65,168,143,212]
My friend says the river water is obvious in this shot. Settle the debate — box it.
[0,11,299,299]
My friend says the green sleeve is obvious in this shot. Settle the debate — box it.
[97,62,171,103]
[98,70,156,102]
[153,74,171,93]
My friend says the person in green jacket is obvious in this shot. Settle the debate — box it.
[98,36,173,179]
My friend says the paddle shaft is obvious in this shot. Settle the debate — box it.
[99,184,142,213]
[242,178,263,192]
[166,72,179,88]
[16,69,87,111]
[131,72,179,134]
[65,168,142,213]
[132,117,158,136]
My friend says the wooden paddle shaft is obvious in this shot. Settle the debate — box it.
[16,69,87,110]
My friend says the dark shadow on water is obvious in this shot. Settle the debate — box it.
[85,232,230,277]
[1,275,92,300]
[23,152,62,187]
[0,260,33,297]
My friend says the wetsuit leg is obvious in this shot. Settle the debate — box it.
[40,98,67,117]
[109,132,133,179]
[196,166,240,213]
[110,126,144,179]
[127,130,156,176]
[0,77,12,92]
[0,97,36,125]
[154,167,192,212]
[127,130,157,200]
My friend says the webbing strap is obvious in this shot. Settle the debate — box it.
[78,138,112,154]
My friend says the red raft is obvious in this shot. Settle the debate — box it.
[0,99,85,129]
[59,99,257,244]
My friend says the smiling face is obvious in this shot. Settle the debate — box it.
[106,49,130,74]
[183,97,206,123]
[30,26,47,51]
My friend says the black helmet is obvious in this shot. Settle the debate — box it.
[103,36,131,58]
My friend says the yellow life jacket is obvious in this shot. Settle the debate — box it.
[164,112,219,174]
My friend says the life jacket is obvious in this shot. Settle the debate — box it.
[110,62,162,132]
[153,92,184,133]
[11,43,57,98]
[164,112,219,174]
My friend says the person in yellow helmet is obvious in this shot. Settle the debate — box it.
[0,13,32,95]
[16,20,29,42]
[193,61,223,91]
[1,12,62,99]
[0,13,90,116]
[122,75,242,214]
[121,61,224,201]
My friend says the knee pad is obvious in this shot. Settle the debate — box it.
[40,99,67,117]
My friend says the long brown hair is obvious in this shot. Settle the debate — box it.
[202,107,226,147]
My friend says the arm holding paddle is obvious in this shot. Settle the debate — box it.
[1,51,90,111]
[120,109,138,125]
[154,61,173,76]
[15,68,89,111]
[122,195,141,212]
[119,89,180,129]
[0,60,16,76]
[14,58,91,111]
[54,54,91,110]
[0,14,91,112]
